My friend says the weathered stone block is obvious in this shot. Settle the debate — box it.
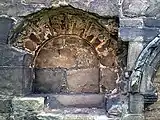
[100,68,117,91]
[67,68,99,93]
[34,68,67,93]
[144,18,160,28]
[0,17,14,44]
[0,66,33,96]
[0,45,32,66]
[12,97,44,119]
[0,99,12,113]
[127,42,144,70]
[119,27,159,41]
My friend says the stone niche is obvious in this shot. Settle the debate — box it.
[12,6,127,94]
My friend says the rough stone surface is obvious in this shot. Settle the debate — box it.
[0,66,32,96]
[67,68,99,93]
[122,0,160,18]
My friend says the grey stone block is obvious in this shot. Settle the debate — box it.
[0,17,14,44]
[144,18,160,28]
[120,18,143,27]
[34,68,67,94]
[127,42,144,70]
[129,94,144,114]
[0,45,32,67]
[119,27,159,41]
[0,66,33,96]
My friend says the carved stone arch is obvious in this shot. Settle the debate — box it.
[11,6,125,94]
[33,35,99,69]
[127,35,160,118]
[11,6,119,68]
[130,35,160,95]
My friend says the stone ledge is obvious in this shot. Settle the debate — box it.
[37,112,117,120]
[31,94,105,109]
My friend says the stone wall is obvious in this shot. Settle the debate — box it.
[0,0,160,120]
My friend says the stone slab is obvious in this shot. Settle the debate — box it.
[0,66,33,96]
[44,94,105,109]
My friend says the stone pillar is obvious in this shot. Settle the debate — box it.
[120,0,160,120]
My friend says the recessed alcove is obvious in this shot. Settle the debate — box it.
[12,6,127,96]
